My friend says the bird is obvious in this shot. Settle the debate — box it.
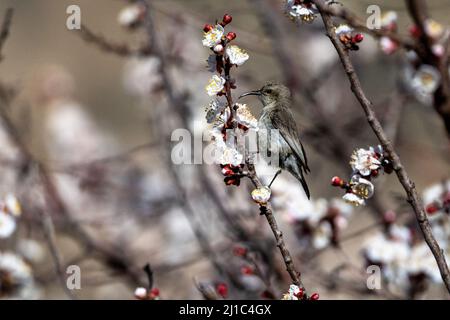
[239,82,311,199]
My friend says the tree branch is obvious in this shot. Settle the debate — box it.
[313,0,450,295]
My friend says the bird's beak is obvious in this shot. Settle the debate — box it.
[238,90,261,100]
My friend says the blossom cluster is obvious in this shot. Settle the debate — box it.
[334,24,364,51]
[202,14,258,186]
[284,0,318,24]
[282,284,319,300]
[0,251,37,299]
[134,287,161,300]
[360,181,450,295]
[376,10,445,106]
[270,174,353,249]
[331,146,393,206]
[0,194,22,239]
[117,2,146,29]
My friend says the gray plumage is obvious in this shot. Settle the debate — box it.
[239,83,310,199]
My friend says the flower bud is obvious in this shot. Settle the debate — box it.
[226,32,237,41]
[310,292,320,300]
[331,176,342,187]
[383,210,396,224]
[203,24,213,32]
[233,245,247,257]
[294,288,304,300]
[426,203,439,215]
[216,283,228,298]
[222,14,233,25]
[353,33,364,43]
[241,265,254,275]
[409,25,421,38]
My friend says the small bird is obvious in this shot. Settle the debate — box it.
[239,82,311,199]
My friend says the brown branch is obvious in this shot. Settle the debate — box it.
[245,163,305,291]
[319,2,420,53]
[78,23,152,57]
[313,0,450,294]
[0,8,13,62]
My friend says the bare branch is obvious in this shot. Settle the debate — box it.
[313,0,450,294]
[0,8,13,61]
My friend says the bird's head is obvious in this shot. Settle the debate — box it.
[238,82,291,106]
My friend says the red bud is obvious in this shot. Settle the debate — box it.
[241,266,254,275]
[226,32,237,41]
[331,176,342,187]
[353,33,364,43]
[426,203,439,215]
[203,24,213,32]
[149,287,159,299]
[409,25,421,38]
[233,245,247,257]
[222,14,233,25]
[294,288,304,299]
[310,292,320,300]
[216,283,228,298]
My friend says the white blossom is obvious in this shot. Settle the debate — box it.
[117,4,145,28]
[205,75,226,96]
[5,194,21,217]
[312,222,332,249]
[234,103,258,129]
[282,284,302,300]
[350,176,374,200]
[335,24,353,36]
[342,193,365,206]
[134,287,148,299]
[424,19,444,39]
[0,212,16,239]
[0,252,37,299]
[251,187,271,205]
[216,144,244,167]
[350,148,381,176]
[410,64,441,96]
[380,36,399,55]
[226,45,249,66]
[202,25,224,48]
[380,11,398,29]
[285,1,317,23]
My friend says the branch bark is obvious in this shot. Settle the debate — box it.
[313,0,450,295]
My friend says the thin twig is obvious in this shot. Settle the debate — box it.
[0,8,13,61]
[78,23,152,57]
[313,0,450,294]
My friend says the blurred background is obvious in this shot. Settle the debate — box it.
[0,0,449,299]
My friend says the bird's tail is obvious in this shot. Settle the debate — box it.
[298,169,310,200]
[288,166,310,199]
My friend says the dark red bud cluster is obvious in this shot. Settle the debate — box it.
[339,32,364,51]
[202,14,237,43]
[294,287,305,300]
[221,164,244,186]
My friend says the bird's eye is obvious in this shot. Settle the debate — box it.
[265,89,273,94]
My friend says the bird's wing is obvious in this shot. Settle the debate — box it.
[270,107,310,173]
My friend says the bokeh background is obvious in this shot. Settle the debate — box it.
[0,0,449,299]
